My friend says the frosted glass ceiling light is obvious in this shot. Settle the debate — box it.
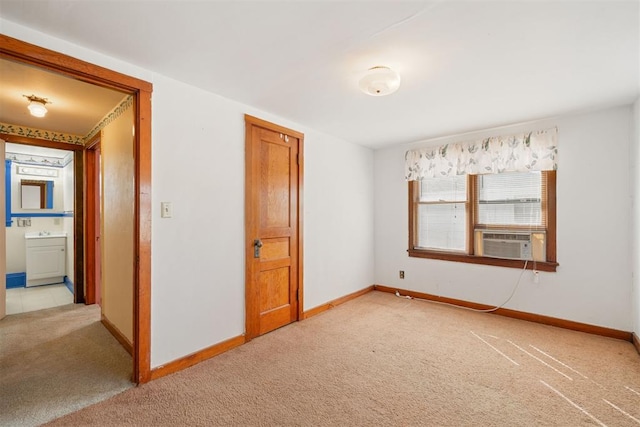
[24,94,49,117]
[359,66,401,96]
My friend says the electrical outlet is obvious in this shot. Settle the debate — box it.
[399,270,405,279]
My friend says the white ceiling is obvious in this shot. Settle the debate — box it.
[0,58,127,137]
[0,1,638,149]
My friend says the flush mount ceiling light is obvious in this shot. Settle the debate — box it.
[358,66,401,96]
[23,94,49,117]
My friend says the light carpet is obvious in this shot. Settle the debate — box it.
[0,303,133,426]
[47,291,640,425]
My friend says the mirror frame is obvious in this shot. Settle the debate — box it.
[20,179,52,209]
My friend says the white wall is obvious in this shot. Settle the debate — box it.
[375,106,633,331]
[632,97,640,336]
[0,20,375,367]
[151,74,374,366]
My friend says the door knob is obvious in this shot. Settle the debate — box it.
[253,239,263,258]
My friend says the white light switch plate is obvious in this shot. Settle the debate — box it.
[161,202,172,218]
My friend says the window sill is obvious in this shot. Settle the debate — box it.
[407,249,558,272]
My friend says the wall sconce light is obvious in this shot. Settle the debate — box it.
[23,94,49,117]
[359,66,401,96]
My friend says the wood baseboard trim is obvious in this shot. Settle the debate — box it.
[303,285,374,320]
[150,335,245,381]
[101,315,133,356]
[150,286,374,381]
[373,285,633,342]
[633,332,640,355]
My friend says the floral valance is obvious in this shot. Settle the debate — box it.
[405,127,558,180]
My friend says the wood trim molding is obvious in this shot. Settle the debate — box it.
[1,34,153,384]
[152,285,372,380]
[297,133,305,322]
[373,285,633,342]
[73,151,85,304]
[302,286,374,320]
[546,170,557,263]
[134,89,153,384]
[244,115,304,139]
[150,335,245,381]
[84,140,99,305]
[0,133,85,151]
[101,315,133,356]
[633,332,640,355]
[407,250,558,272]
[152,285,373,380]
[0,35,153,93]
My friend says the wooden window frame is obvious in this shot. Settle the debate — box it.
[408,171,558,272]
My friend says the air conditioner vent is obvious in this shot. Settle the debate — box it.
[482,232,531,242]
[483,239,530,260]
[475,230,546,262]
[481,231,532,260]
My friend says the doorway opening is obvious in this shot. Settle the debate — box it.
[4,141,77,314]
[0,34,153,383]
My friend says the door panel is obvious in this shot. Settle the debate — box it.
[259,267,290,311]
[261,140,291,229]
[260,237,289,261]
[245,116,303,340]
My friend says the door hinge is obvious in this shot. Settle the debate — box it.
[296,153,299,165]
[296,289,299,301]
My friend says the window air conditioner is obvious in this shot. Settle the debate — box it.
[480,231,533,260]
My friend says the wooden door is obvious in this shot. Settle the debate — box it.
[245,115,303,341]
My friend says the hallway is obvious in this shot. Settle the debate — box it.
[0,303,132,426]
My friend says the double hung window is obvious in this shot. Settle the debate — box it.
[409,171,557,271]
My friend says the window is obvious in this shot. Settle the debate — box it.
[415,175,467,252]
[409,171,557,271]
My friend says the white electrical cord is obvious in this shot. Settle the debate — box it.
[394,260,529,313]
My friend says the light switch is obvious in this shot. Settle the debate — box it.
[161,202,172,218]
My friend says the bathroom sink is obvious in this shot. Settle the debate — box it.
[24,231,67,239]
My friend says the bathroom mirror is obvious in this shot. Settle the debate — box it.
[21,179,53,209]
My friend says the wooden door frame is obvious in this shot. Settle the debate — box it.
[85,134,101,305]
[244,114,304,342]
[0,34,153,384]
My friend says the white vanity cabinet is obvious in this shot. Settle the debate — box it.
[25,234,66,287]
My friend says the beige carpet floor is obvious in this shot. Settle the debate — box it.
[43,291,640,426]
[0,303,133,426]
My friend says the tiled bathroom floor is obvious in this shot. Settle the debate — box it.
[6,284,74,315]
